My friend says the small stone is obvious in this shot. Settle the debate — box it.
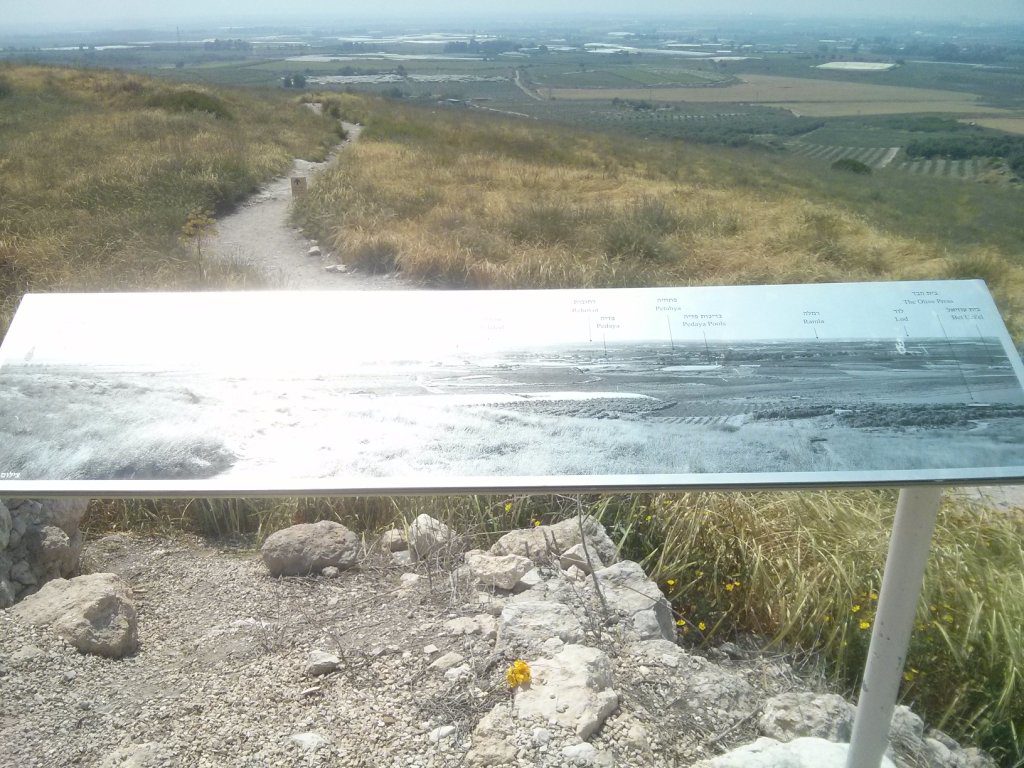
[11,645,43,662]
[560,543,603,575]
[444,664,473,682]
[565,565,586,581]
[513,568,543,593]
[428,725,457,742]
[464,550,535,591]
[307,246,322,257]
[400,573,420,588]
[561,742,598,765]
[97,742,166,768]
[626,722,650,751]
[379,529,406,552]
[422,644,439,656]
[290,732,328,750]
[428,651,464,672]
[321,566,340,578]
[531,728,551,746]
[304,650,341,677]
[392,550,413,566]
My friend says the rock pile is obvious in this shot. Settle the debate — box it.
[0,497,89,608]
[0,510,999,767]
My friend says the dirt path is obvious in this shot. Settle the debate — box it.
[513,69,544,101]
[205,121,412,291]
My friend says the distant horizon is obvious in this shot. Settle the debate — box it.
[3,6,1024,38]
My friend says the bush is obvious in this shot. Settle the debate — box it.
[347,236,401,274]
[146,89,233,120]
[832,158,872,174]
[0,75,12,99]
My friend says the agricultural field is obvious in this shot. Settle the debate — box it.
[787,142,997,180]
[543,74,1017,118]
[968,117,1024,135]
[522,63,731,89]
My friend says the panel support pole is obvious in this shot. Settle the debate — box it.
[846,485,943,768]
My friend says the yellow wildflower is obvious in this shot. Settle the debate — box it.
[724,583,735,592]
[903,668,919,682]
[698,621,707,632]
[506,659,532,689]
[851,604,861,613]
[532,519,541,527]
[666,579,676,588]
[859,620,871,630]
[870,591,878,601]
[504,502,512,513]
[675,619,685,626]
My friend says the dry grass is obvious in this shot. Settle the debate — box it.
[627,490,1024,766]
[295,93,1023,337]
[0,64,340,336]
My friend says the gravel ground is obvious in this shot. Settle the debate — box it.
[0,533,801,768]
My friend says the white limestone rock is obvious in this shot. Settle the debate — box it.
[445,614,497,639]
[691,737,896,768]
[466,702,517,766]
[304,650,341,677]
[758,691,856,743]
[585,560,675,641]
[407,514,461,560]
[464,550,534,591]
[513,644,619,740]
[290,732,328,750]
[497,600,584,650]
[12,573,138,658]
[630,639,755,724]
[490,515,617,566]
[560,542,604,575]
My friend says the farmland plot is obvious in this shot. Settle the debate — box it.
[788,141,996,179]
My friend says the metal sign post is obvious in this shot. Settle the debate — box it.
[846,485,944,768]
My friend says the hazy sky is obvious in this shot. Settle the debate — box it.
[2,0,1022,30]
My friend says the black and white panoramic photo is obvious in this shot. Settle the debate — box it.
[0,280,1021,490]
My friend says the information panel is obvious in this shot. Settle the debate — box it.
[0,280,1021,495]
